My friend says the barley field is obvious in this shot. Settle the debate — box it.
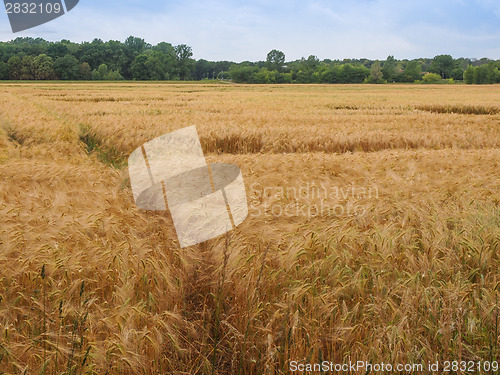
[0,82,499,374]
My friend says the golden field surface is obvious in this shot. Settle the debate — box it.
[0,82,499,374]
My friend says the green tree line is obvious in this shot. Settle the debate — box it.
[229,51,500,84]
[0,36,195,81]
[0,37,499,84]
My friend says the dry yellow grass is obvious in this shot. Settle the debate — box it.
[0,82,498,374]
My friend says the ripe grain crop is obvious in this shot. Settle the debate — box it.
[0,82,498,374]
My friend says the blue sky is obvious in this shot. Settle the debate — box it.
[1,0,499,61]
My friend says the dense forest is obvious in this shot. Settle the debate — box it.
[0,36,499,84]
